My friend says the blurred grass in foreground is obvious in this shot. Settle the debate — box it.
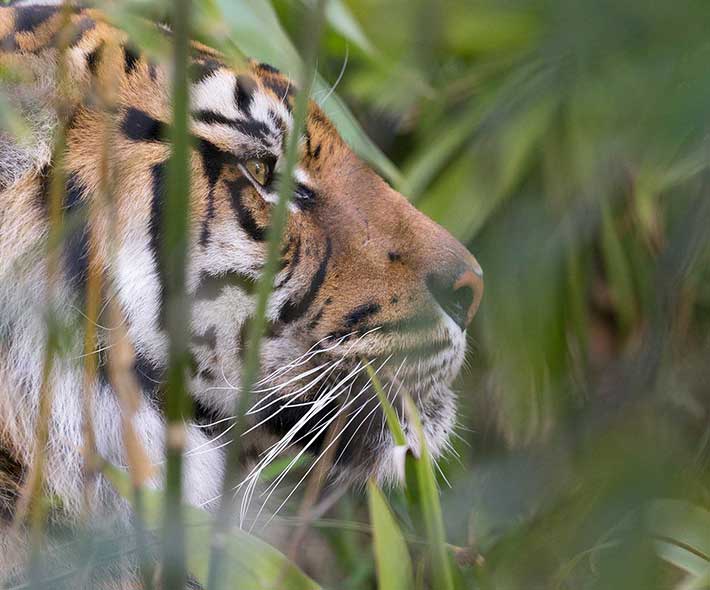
[3,0,710,588]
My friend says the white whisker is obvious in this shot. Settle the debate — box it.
[318,45,349,107]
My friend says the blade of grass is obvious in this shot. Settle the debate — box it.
[161,0,193,588]
[365,364,406,447]
[648,499,710,576]
[365,365,456,590]
[206,3,328,589]
[402,395,456,590]
[367,480,415,590]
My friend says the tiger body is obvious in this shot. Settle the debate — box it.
[0,3,482,584]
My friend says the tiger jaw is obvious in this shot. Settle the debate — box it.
[244,314,467,483]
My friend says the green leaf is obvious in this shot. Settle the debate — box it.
[401,104,483,200]
[302,0,375,55]
[677,567,710,590]
[103,463,321,590]
[403,395,456,590]
[365,364,407,447]
[368,480,415,590]
[648,499,710,587]
[366,367,456,590]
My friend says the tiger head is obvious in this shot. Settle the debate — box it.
[175,60,484,482]
[0,6,482,489]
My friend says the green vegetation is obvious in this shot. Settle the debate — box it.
[3,0,710,588]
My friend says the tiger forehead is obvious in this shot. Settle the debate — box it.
[190,59,339,164]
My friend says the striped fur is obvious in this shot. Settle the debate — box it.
[0,4,482,585]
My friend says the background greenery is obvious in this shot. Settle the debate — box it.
[276,0,710,590]
[274,0,710,587]
[4,0,710,588]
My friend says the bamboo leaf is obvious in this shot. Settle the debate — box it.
[302,0,375,55]
[648,499,710,573]
[368,480,415,590]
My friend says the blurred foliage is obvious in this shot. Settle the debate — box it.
[274,0,710,588]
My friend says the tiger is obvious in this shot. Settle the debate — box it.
[0,2,483,585]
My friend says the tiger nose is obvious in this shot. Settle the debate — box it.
[426,259,483,332]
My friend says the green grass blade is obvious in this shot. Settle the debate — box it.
[206,3,328,588]
[366,365,455,590]
[368,480,415,590]
[161,0,193,587]
[365,364,407,447]
[403,395,456,590]
[648,500,710,577]
[322,0,375,55]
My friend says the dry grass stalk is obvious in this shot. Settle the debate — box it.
[105,299,155,488]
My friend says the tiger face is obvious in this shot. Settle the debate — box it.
[0,5,482,502]
[173,62,484,482]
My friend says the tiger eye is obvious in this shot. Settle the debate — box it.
[245,158,270,186]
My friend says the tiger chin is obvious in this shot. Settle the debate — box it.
[0,0,482,570]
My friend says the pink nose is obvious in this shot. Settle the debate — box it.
[426,260,483,331]
[453,268,484,329]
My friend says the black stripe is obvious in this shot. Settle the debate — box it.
[226,177,266,241]
[279,239,332,324]
[14,6,57,33]
[123,45,140,74]
[278,235,301,287]
[63,174,90,293]
[193,398,221,432]
[344,302,381,328]
[149,163,168,326]
[262,76,294,102]
[122,108,167,142]
[192,326,217,349]
[198,140,224,246]
[189,58,223,83]
[186,574,205,590]
[256,62,280,75]
[192,109,270,141]
[260,390,339,445]
[234,75,256,113]
[0,446,24,522]
[69,16,95,47]
[133,352,164,407]
[268,109,287,135]
[308,306,325,330]
[35,163,52,213]
[192,110,239,127]
[86,42,103,76]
